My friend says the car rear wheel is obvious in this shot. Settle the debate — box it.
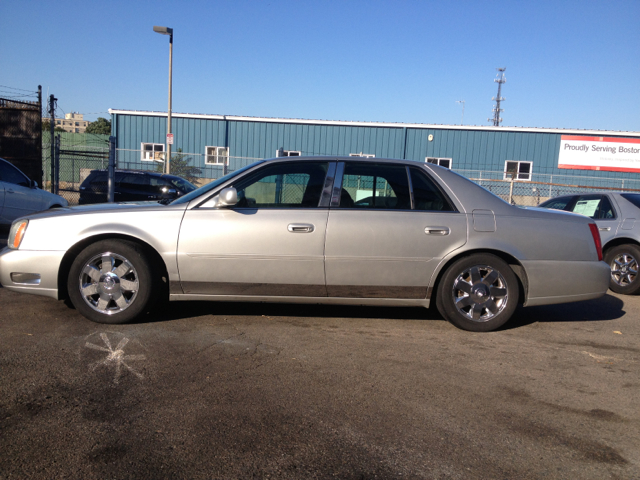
[68,239,158,324]
[436,254,519,332]
[604,244,640,294]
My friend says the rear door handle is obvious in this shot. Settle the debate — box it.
[425,227,450,235]
[288,223,315,233]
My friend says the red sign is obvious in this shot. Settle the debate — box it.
[167,133,174,145]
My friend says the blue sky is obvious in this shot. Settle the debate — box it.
[2,0,638,131]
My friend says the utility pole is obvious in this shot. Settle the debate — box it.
[456,100,465,125]
[49,94,57,193]
[488,68,506,126]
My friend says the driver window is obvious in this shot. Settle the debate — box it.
[232,162,329,208]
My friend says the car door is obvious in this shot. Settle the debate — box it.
[0,159,42,222]
[177,160,333,296]
[324,162,467,299]
[568,194,619,245]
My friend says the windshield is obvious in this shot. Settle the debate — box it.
[169,177,197,193]
[169,161,265,205]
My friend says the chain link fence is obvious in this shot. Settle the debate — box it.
[42,138,640,206]
[457,169,640,206]
[43,132,111,204]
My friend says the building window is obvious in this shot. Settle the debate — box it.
[349,153,375,158]
[504,161,532,181]
[205,146,229,165]
[75,122,79,126]
[56,120,61,125]
[426,157,452,169]
[75,128,79,133]
[276,149,301,157]
[141,143,165,162]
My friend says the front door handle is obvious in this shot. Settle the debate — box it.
[599,227,611,231]
[425,226,450,235]
[288,223,315,233]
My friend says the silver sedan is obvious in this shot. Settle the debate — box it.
[539,192,640,294]
[0,157,610,332]
[0,157,68,226]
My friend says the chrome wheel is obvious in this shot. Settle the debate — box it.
[452,265,508,322]
[79,252,139,315]
[610,253,638,287]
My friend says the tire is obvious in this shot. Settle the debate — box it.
[68,239,158,324]
[436,254,519,332]
[604,244,640,295]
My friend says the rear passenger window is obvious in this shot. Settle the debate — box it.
[410,168,454,211]
[340,163,411,209]
[572,195,616,219]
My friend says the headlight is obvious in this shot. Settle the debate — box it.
[8,220,28,250]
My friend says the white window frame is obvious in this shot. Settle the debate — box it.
[503,160,533,181]
[425,157,452,169]
[205,146,229,165]
[349,152,375,158]
[275,149,301,157]
[141,142,165,162]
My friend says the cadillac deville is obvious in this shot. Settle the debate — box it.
[0,157,610,332]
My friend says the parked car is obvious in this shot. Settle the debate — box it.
[538,192,640,294]
[0,157,68,227]
[0,157,609,332]
[78,169,197,204]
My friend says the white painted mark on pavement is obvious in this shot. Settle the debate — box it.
[85,333,146,384]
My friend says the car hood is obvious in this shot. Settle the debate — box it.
[18,201,188,223]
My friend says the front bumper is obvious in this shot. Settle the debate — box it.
[0,247,66,299]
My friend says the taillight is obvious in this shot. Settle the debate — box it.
[588,223,603,261]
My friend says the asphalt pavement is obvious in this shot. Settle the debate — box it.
[0,283,638,479]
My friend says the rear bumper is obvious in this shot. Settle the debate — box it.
[0,248,65,299]
[523,260,610,306]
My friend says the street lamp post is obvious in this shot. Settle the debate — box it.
[153,25,173,174]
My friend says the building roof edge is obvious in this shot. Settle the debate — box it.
[107,109,640,137]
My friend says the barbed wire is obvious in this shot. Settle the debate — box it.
[0,84,38,93]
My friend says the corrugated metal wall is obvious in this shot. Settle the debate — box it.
[112,112,639,180]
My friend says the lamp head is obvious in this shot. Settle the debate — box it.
[153,26,173,35]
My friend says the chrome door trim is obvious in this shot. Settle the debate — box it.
[330,162,345,207]
[318,162,337,207]
[406,166,415,210]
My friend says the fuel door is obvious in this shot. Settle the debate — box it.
[473,209,496,232]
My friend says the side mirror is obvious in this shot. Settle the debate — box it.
[218,187,238,207]
[30,180,38,189]
[160,186,177,197]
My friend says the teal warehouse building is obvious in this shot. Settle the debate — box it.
[109,109,640,189]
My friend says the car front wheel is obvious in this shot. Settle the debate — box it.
[436,254,519,332]
[68,239,158,324]
[604,244,640,295]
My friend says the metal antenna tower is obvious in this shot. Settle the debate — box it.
[488,67,506,126]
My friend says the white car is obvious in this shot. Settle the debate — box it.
[0,157,68,226]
